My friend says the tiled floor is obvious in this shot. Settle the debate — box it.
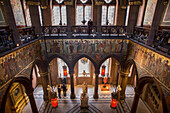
[22,85,151,113]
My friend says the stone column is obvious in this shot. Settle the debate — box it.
[74,62,78,85]
[117,6,126,26]
[93,72,99,99]
[147,0,166,45]
[41,5,52,26]
[96,5,102,37]
[66,5,75,38]
[93,4,97,26]
[110,58,119,85]
[26,91,38,113]
[131,88,142,113]
[39,72,49,101]
[127,5,140,33]
[70,73,76,99]
[2,0,20,44]
[28,4,41,34]
[120,71,129,100]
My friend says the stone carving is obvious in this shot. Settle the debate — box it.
[80,82,89,108]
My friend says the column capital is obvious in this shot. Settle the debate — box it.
[39,72,48,77]
[120,71,129,77]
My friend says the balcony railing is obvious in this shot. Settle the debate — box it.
[42,26,67,36]
[101,26,126,36]
[154,29,170,54]
[71,26,97,35]
[18,27,37,44]
[42,26,126,36]
[132,26,150,44]
[0,29,15,53]
[130,26,170,55]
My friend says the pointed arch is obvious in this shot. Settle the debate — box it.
[72,54,97,73]
[48,54,71,71]
[0,76,38,113]
[131,76,168,113]
[98,54,120,69]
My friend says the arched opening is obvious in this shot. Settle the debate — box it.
[1,77,38,113]
[131,76,168,113]
[31,65,41,89]
[49,57,70,85]
[52,0,67,25]
[75,0,93,25]
[101,0,116,25]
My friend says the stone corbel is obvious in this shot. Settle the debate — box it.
[64,0,73,5]
[120,71,129,77]
[27,1,39,6]
[95,0,104,5]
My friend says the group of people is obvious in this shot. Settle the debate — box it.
[57,83,67,99]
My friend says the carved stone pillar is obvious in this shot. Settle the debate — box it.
[41,5,52,26]
[127,5,139,33]
[117,6,126,26]
[120,71,129,100]
[74,62,78,85]
[66,5,75,38]
[96,5,102,37]
[3,0,20,44]
[131,88,142,113]
[39,72,49,101]
[70,73,76,99]
[147,0,166,45]
[110,58,119,85]
[26,91,38,113]
[28,4,41,34]
[93,73,99,99]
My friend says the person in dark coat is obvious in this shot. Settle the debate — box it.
[88,19,93,35]
[58,85,61,98]
[61,83,67,97]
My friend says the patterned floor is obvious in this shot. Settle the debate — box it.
[22,85,150,113]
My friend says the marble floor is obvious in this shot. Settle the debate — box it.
[22,85,151,113]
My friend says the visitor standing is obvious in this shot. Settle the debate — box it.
[88,19,93,35]
[58,85,61,98]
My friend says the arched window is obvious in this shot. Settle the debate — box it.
[99,58,111,77]
[52,5,67,25]
[52,0,67,25]
[78,57,90,77]
[76,0,92,25]
[102,5,115,25]
[58,58,69,77]
[101,0,116,25]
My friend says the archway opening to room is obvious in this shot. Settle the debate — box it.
[75,0,93,25]
[98,57,120,93]
[1,77,38,113]
[49,57,70,86]
[31,64,41,89]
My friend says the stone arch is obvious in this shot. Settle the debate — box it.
[123,59,139,81]
[98,54,120,71]
[131,76,168,113]
[0,76,38,113]
[30,60,42,88]
[72,54,97,73]
[48,54,72,71]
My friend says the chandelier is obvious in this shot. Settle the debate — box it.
[80,0,88,4]
[81,57,88,64]
[104,0,112,4]
[56,0,64,4]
